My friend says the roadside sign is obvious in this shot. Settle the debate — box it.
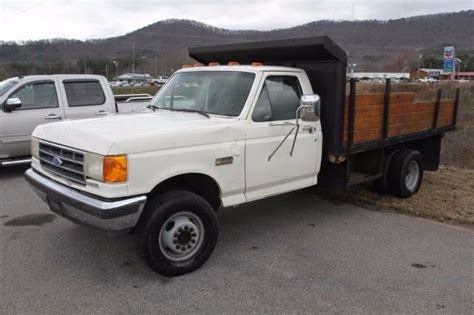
[444,46,454,59]
[443,59,454,73]
[443,46,455,74]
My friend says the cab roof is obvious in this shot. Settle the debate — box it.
[176,65,304,74]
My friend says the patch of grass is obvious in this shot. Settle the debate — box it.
[317,166,474,226]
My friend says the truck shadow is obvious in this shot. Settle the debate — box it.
[0,164,29,180]
[45,187,350,282]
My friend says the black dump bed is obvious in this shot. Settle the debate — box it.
[189,36,348,154]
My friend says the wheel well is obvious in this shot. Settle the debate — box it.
[148,174,221,210]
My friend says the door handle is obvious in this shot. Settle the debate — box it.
[302,125,316,133]
[95,110,110,116]
[45,114,62,120]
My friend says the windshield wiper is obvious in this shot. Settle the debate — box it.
[146,104,157,112]
[147,106,210,118]
[165,108,210,118]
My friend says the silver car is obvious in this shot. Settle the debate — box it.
[0,74,149,167]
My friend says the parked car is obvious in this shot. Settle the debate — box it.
[25,37,459,277]
[418,77,437,83]
[150,76,169,85]
[109,81,122,87]
[0,74,149,166]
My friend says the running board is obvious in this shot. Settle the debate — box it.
[0,158,32,167]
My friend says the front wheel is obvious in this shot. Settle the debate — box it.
[136,191,218,277]
[388,149,423,198]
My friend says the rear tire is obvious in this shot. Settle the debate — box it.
[387,149,423,198]
[136,190,218,277]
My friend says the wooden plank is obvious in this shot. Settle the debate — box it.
[347,111,435,130]
[388,120,432,137]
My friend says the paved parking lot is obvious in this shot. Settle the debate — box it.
[1,165,473,314]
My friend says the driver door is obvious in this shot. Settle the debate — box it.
[244,74,322,201]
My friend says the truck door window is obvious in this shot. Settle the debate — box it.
[252,76,302,122]
[9,81,59,110]
[64,80,106,107]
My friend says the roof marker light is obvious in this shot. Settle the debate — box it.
[251,62,263,67]
[208,62,220,66]
[228,61,240,66]
[182,64,192,69]
[193,63,204,67]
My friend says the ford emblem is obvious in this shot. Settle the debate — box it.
[52,156,63,167]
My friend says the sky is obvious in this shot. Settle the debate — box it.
[1,0,473,41]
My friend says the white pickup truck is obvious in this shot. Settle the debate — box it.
[0,74,149,167]
[25,37,458,276]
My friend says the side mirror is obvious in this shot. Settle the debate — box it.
[2,97,22,112]
[299,94,320,121]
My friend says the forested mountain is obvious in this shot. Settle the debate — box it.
[0,10,473,78]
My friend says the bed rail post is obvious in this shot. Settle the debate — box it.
[348,78,356,147]
[383,79,391,139]
[432,88,442,130]
[452,88,460,126]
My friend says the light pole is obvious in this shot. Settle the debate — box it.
[112,60,119,80]
[455,58,462,80]
[140,55,146,83]
[348,63,357,79]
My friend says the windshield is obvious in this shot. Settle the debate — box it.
[0,78,18,96]
[150,71,255,117]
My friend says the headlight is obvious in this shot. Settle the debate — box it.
[84,153,104,181]
[31,137,40,159]
[103,155,127,183]
[84,153,128,183]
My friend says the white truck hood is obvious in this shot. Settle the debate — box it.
[33,111,241,155]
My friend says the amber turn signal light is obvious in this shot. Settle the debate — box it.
[103,155,127,183]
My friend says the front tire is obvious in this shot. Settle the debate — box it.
[136,191,218,277]
[388,149,423,198]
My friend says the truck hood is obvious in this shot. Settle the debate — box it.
[33,111,242,155]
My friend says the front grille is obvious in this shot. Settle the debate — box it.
[39,142,86,185]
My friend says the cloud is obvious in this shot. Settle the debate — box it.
[0,0,472,41]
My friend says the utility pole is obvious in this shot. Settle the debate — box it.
[132,41,135,73]
[113,60,119,79]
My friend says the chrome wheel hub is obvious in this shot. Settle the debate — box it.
[159,212,204,261]
[405,160,420,192]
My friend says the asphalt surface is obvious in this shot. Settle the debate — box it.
[1,165,473,314]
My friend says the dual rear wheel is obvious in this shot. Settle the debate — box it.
[375,149,423,198]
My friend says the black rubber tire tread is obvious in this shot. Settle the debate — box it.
[136,190,218,277]
[387,149,423,198]
[373,149,399,195]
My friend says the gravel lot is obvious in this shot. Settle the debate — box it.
[1,165,473,314]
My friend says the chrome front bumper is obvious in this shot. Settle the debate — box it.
[25,168,147,234]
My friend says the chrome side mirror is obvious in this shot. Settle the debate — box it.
[299,94,320,121]
[2,97,22,112]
